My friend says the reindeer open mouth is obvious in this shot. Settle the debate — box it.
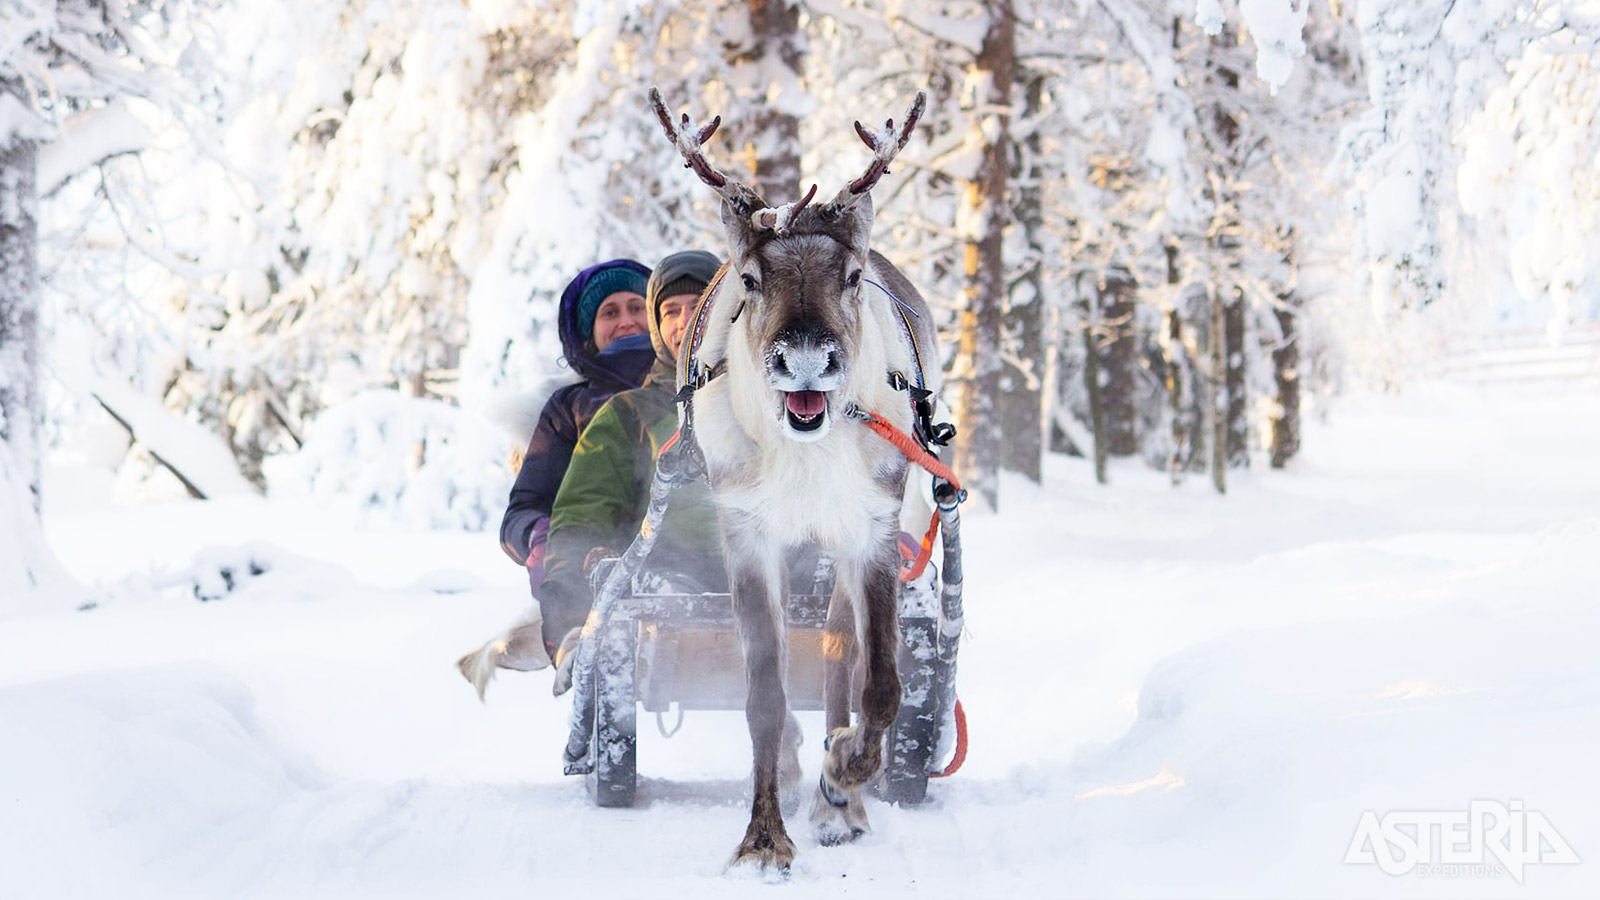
[783,390,828,432]
[768,337,841,439]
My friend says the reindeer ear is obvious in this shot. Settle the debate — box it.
[720,199,759,263]
[852,193,875,243]
[834,192,874,259]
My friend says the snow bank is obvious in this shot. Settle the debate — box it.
[6,382,1598,897]
[0,665,320,900]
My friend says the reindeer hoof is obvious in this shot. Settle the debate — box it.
[822,726,883,790]
[810,779,870,846]
[730,829,796,874]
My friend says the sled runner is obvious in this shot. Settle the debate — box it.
[557,437,967,809]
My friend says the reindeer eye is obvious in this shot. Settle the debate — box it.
[847,270,862,288]
[741,274,760,293]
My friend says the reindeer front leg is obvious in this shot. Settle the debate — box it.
[723,516,795,872]
[812,540,901,844]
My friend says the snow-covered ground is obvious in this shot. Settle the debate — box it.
[4,380,1598,899]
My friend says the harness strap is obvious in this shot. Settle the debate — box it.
[673,359,726,404]
[847,406,964,582]
[681,262,731,386]
[672,263,734,465]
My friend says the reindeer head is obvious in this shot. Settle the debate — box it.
[650,87,925,443]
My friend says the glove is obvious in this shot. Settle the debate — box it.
[583,545,622,596]
[550,626,583,697]
[583,545,621,574]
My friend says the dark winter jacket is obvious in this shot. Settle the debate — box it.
[498,260,656,585]
[538,252,725,651]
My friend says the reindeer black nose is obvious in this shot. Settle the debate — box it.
[769,326,843,390]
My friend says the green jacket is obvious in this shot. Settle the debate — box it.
[542,362,722,609]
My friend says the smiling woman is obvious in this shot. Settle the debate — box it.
[495,259,654,591]
[591,291,648,351]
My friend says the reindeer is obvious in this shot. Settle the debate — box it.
[649,87,939,871]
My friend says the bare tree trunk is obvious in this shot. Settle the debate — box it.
[1160,244,1190,485]
[1223,285,1248,467]
[1269,304,1300,468]
[1164,307,1188,485]
[1203,27,1246,492]
[953,0,1013,510]
[1,135,40,508]
[1,117,50,591]
[1270,307,1301,471]
[1099,267,1139,457]
[1208,285,1227,494]
[1079,275,1108,485]
[1268,232,1301,468]
[732,0,803,202]
[999,71,1044,483]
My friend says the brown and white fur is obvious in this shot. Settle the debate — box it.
[651,88,937,871]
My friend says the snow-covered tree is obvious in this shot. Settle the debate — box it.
[1339,0,1600,323]
[3,0,220,594]
[23,0,1592,547]
[1456,10,1600,332]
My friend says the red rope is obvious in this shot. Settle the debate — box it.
[857,411,962,488]
[857,410,961,583]
[898,511,939,582]
[929,698,967,778]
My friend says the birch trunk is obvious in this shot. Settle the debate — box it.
[1270,299,1301,468]
[1080,275,1108,486]
[953,0,1013,510]
[734,0,803,203]
[999,71,1044,483]
[1099,267,1139,457]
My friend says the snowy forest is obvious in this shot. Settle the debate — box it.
[3,1,1599,897]
[5,0,1596,578]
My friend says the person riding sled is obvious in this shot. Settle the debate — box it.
[477,259,653,678]
[538,250,726,691]
[459,251,721,696]
[499,259,655,584]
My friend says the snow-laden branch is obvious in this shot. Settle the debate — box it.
[1195,0,1308,90]
[86,376,257,500]
[0,91,52,146]
[38,101,150,197]
[1098,0,1178,88]
[891,6,989,55]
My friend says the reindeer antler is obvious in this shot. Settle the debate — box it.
[751,183,818,235]
[648,86,766,215]
[822,91,928,218]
